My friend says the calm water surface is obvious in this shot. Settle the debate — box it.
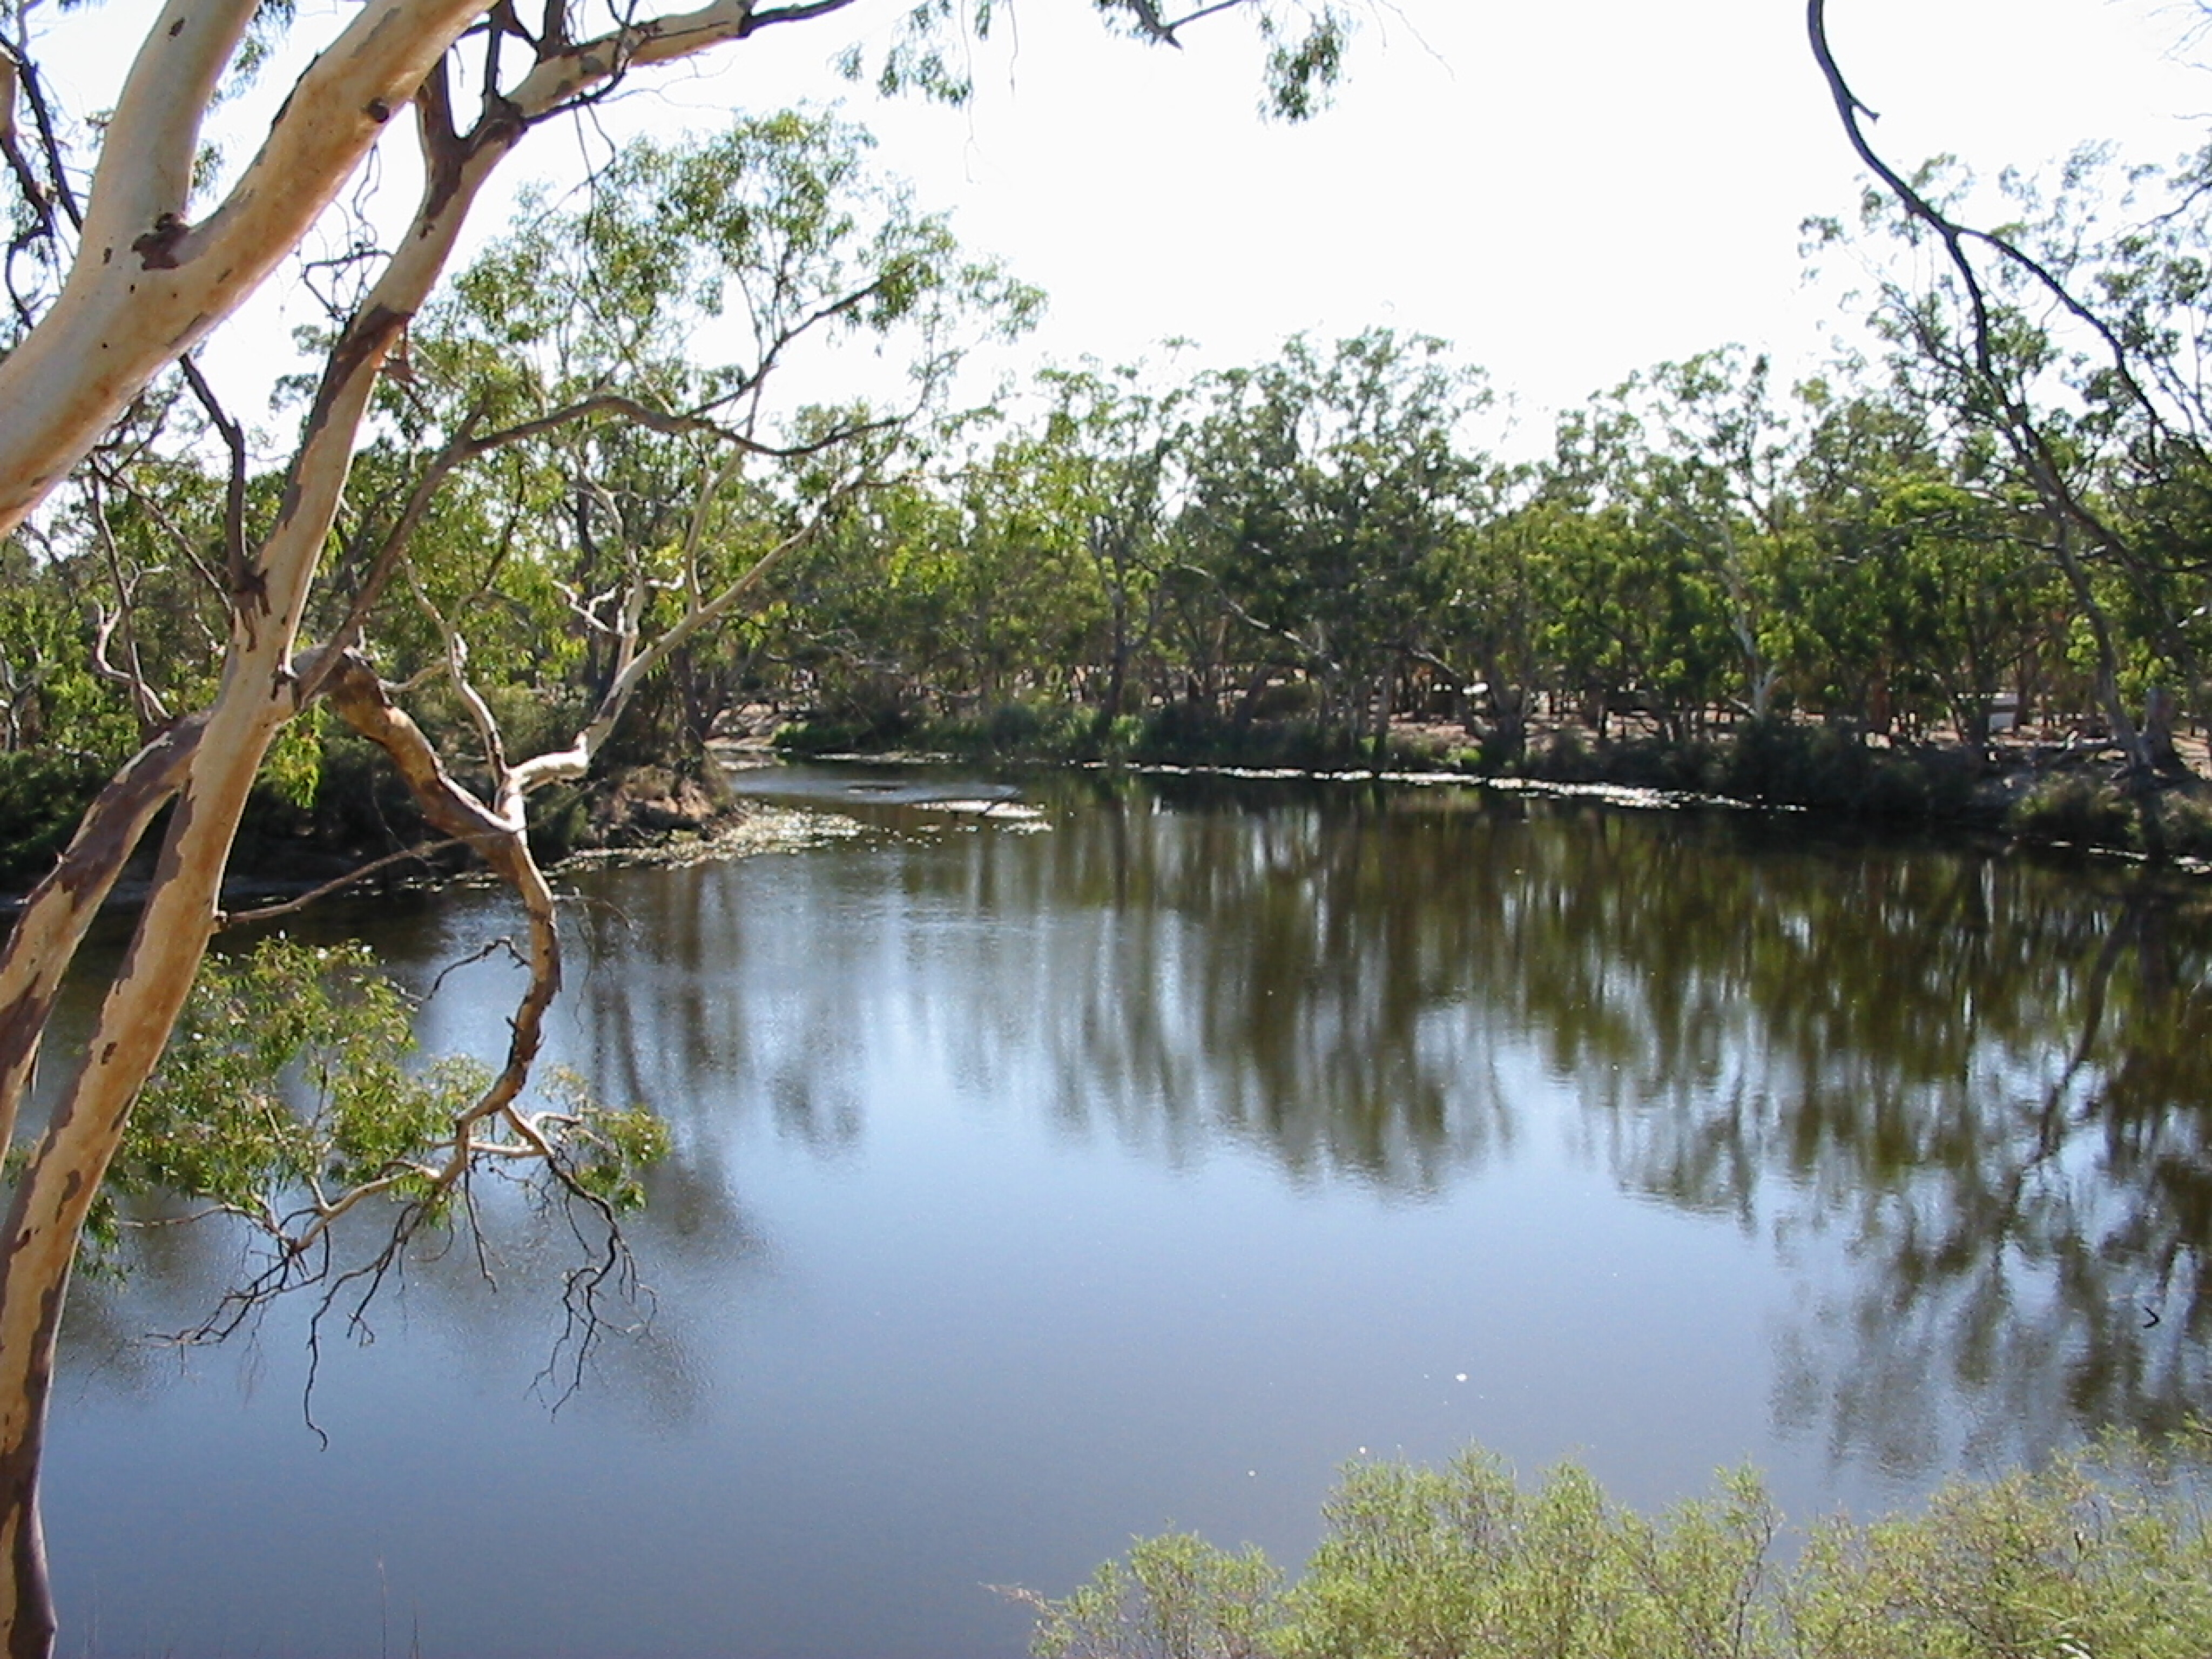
[43,768,2212,1657]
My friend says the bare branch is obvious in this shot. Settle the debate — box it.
[214,839,465,930]
[0,0,503,531]
[176,355,252,592]
[508,471,855,795]
[405,560,510,778]
[1808,0,2171,442]
[86,457,228,606]
[85,497,173,738]
[0,53,51,245]
[1163,1,1250,34]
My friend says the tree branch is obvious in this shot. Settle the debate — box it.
[0,715,204,1158]
[214,839,465,929]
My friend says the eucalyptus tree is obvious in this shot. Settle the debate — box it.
[1809,0,2212,791]
[0,0,1356,1644]
[1432,482,1560,762]
[1530,393,1738,742]
[23,82,1024,1459]
[1037,361,1192,730]
[1789,382,2062,745]
[770,471,972,724]
[1621,349,1822,723]
[0,540,136,763]
[1182,329,1491,742]
[372,109,1036,759]
[767,403,1125,726]
[1809,174,2154,751]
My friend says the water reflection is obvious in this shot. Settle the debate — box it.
[52,771,2212,1654]
[634,774,2207,1475]
[86,777,2212,1472]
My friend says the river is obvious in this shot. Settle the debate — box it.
[42,765,2212,1657]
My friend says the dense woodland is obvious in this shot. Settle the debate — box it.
[8,107,2212,881]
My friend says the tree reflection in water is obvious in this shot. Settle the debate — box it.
[626,773,2207,1478]
[72,774,2212,1485]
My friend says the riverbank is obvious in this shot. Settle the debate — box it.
[0,743,824,913]
[11,706,2210,912]
[768,701,2212,864]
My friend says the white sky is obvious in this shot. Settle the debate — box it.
[640,0,2212,440]
[36,0,2212,450]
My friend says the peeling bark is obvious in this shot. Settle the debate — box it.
[0,1,885,1646]
[0,717,204,1158]
[319,653,560,1143]
[0,53,510,1659]
[0,0,505,531]
[0,0,868,536]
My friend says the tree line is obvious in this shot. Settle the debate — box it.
[766,137,2212,779]
[12,134,2212,815]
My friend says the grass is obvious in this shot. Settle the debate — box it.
[1022,1433,2212,1659]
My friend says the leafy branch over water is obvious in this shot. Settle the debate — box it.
[95,935,665,1386]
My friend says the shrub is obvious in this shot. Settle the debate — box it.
[924,700,1097,759]
[1024,1533,1282,1659]
[0,750,116,892]
[1024,1435,2212,1659]
[1132,705,1364,769]
[1247,679,1324,721]
[774,710,909,756]
[2008,771,2136,849]
[1530,726,1595,781]
[2160,791,2212,862]
[1718,718,1977,819]
[525,781,595,863]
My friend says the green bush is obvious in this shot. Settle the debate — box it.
[1247,679,1324,722]
[2008,771,2137,849]
[226,731,450,879]
[525,781,595,864]
[1132,705,1367,769]
[1026,1435,2212,1659]
[0,750,116,892]
[923,700,1098,760]
[92,935,669,1265]
[774,711,908,755]
[1026,1533,1282,1659]
[2159,791,2212,862]
[1719,719,1976,820]
[1529,726,1595,781]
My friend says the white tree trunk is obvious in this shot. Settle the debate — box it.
[0,0,505,532]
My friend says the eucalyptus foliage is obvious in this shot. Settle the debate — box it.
[91,936,665,1263]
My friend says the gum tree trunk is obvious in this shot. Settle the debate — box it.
[0,79,510,1656]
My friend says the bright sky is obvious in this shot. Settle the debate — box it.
[652,0,2212,436]
[37,0,2212,449]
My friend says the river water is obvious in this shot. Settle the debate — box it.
[41,766,2212,1657]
